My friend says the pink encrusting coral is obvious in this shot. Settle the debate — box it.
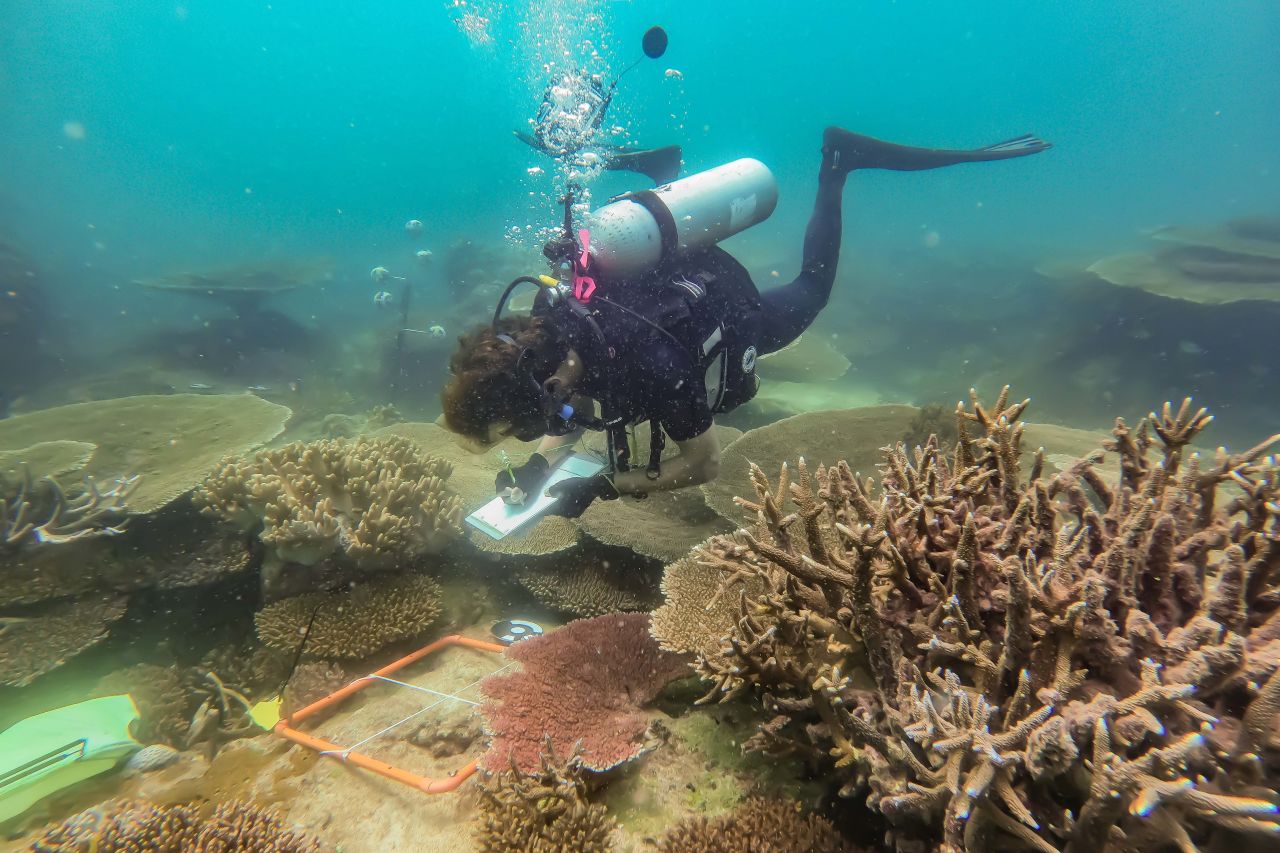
[478,613,689,773]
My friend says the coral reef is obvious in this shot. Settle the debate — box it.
[1083,216,1280,305]
[0,440,95,482]
[701,406,919,522]
[123,744,182,774]
[254,572,443,659]
[280,661,348,718]
[199,641,290,701]
[406,708,484,758]
[133,256,335,317]
[578,484,734,562]
[1,464,135,550]
[1,594,128,687]
[321,403,404,438]
[374,422,583,556]
[474,743,617,853]
[901,403,960,453]
[756,333,852,383]
[94,663,194,746]
[656,796,856,853]
[183,670,259,757]
[197,435,462,588]
[27,798,321,852]
[676,387,1280,851]
[93,665,261,754]
[0,394,290,513]
[27,799,201,852]
[515,562,649,617]
[479,613,690,772]
[136,526,255,591]
[651,538,765,664]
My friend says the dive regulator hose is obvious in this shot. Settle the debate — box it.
[492,276,552,331]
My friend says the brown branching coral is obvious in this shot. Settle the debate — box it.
[1,464,135,550]
[27,798,321,852]
[473,742,617,853]
[195,435,462,592]
[92,665,260,754]
[93,663,194,746]
[281,661,348,718]
[254,572,443,659]
[675,386,1280,852]
[655,796,857,853]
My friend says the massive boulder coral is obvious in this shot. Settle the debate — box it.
[667,387,1280,852]
[479,613,689,773]
[196,435,463,585]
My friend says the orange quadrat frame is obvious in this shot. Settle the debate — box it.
[271,634,508,794]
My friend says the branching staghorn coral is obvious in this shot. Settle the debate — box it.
[28,798,322,852]
[672,387,1280,852]
[473,741,617,853]
[195,435,463,589]
[1,464,135,551]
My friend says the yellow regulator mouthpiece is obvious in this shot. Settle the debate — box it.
[537,274,558,287]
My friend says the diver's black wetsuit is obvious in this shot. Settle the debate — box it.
[544,128,1051,446]
[757,156,848,354]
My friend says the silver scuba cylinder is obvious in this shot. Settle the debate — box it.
[584,158,778,282]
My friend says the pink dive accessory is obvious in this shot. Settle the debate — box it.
[572,228,597,303]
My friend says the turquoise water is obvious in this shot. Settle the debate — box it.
[4,3,1279,435]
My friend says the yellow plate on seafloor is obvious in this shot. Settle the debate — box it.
[249,697,283,730]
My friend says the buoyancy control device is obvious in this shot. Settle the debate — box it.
[492,158,777,475]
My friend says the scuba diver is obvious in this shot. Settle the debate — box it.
[514,26,683,186]
[441,124,1051,519]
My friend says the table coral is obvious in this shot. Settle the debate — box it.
[479,612,690,773]
[674,386,1280,852]
[254,572,443,659]
[0,594,128,687]
[0,394,290,514]
[515,563,649,617]
[196,435,462,591]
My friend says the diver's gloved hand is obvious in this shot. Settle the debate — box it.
[495,453,551,505]
[545,474,619,518]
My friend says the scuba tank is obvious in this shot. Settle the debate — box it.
[585,158,778,282]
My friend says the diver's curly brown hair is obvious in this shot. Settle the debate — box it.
[441,316,566,441]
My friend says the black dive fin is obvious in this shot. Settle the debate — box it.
[822,126,1051,174]
[604,145,683,186]
[514,129,541,151]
